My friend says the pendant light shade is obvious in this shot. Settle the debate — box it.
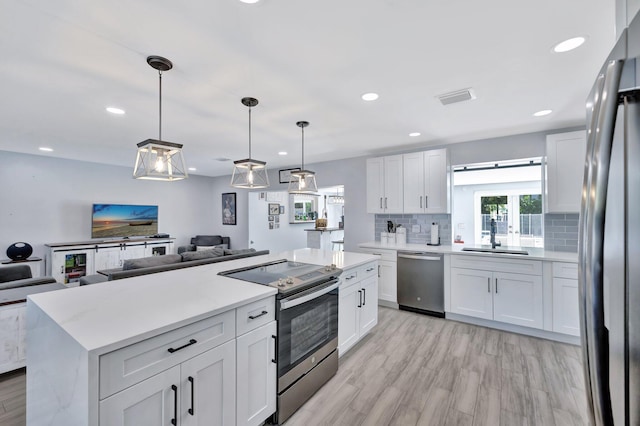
[134,56,188,181]
[231,97,270,189]
[288,121,318,194]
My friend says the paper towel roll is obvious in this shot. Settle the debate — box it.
[430,223,439,245]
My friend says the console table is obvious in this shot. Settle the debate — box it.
[45,238,174,287]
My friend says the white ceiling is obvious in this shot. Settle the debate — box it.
[1,0,616,177]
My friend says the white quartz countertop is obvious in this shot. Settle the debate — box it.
[27,249,378,354]
[359,241,578,263]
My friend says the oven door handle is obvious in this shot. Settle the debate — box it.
[279,280,340,310]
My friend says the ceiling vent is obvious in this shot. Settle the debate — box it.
[437,88,476,106]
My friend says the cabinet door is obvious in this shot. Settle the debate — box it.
[0,303,25,374]
[181,339,236,426]
[100,365,181,426]
[552,277,580,336]
[121,244,147,265]
[366,157,385,213]
[546,130,587,213]
[403,152,425,213]
[236,321,277,426]
[450,268,493,320]
[359,276,378,336]
[493,272,543,329]
[424,148,448,214]
[338,282,360,356]
[378,260,397,303]
[384,155,404,213]
[94,246,121,271]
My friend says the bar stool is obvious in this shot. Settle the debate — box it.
[331,239,344,251]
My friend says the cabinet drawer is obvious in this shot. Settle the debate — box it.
[99,309,235,399]
[451,255,542,275]
[236,296,275,336]
[359,262,378,280]
[359,248,396,262]
[341,268,359,288]
[552,262,578,279]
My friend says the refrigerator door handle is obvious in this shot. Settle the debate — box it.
[579,56,624,426]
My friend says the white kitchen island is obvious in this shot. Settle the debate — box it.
[26,248,377,426]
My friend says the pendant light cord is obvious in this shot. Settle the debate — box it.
[301,125,305,170]
[248,106,252,158]
[158,70,163,142]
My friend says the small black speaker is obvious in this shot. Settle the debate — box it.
[7,242,33,261]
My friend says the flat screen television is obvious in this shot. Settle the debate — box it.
[91,204,158,239]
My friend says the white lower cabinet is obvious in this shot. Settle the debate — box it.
[0,302,26,374]
[236,321,277,426]
[358,249,396,303]
[95,297,276,426]
[338,262,379,356]
[100,340,236,426]
[449,256,543,330]
[552,262,580,336]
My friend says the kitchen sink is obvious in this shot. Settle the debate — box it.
[462,247,529,255]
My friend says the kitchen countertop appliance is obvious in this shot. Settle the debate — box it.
[397,251,444,317]
[579,10,640,425]
[219,259,342,423]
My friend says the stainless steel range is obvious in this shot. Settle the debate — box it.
[219,259,342,423]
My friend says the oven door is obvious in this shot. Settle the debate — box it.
[277,278,339,388]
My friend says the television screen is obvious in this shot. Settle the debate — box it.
[91,204,158,239]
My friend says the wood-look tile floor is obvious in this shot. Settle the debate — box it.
[286,307,590,426]
[0,308,589,426]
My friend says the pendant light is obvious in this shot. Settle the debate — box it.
[230,97,270,188]
[288,121,318,194]
[133,56,188,181]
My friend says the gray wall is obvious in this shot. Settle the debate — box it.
[210,156,373,252]
[0,151,217,258]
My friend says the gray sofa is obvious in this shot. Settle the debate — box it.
[80,248,269,285]
[0,264,66,303]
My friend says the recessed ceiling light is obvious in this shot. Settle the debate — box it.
[239,0,260,3]
[409,132,421,137]
[106,107,125,115]
[39,147,53,152]
[533,109,552,117]
[361,92,379,101]
[553,37,586,53]
[278,151,288,156]
[188,167,197,171]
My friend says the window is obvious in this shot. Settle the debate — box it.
[452,158,543,248]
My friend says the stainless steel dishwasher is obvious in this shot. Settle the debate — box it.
[397,251,444,317]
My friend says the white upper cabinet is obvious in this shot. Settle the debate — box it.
[403,149,450,214]
[545,130,587,213]
[366,155,403,213]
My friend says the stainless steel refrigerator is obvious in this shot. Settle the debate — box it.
[580,10,640,426]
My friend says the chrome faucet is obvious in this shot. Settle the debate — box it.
[490,218,501,249]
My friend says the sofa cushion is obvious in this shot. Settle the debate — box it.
[191,235,224,246]
[196,244,228,251]
[0,264,32,283]
[181,248,224,261]
[122,254,182,271]
[224,248,256,256]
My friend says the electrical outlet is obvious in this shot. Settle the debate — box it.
[457,223,465,230]
[412,224,420,233]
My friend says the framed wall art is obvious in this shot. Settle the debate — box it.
[222,192,236,225]
[268,203,280,215]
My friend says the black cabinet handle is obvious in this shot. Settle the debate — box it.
[171,385,178,425]
[248,310,268,320]
[188,376,195,415]
[167,338,197,353]
[362,288,366,306]
[271,335,277,364]
[495,278,498,294]
[358,290,362,308]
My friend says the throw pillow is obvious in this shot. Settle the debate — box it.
[181,248,225,261]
